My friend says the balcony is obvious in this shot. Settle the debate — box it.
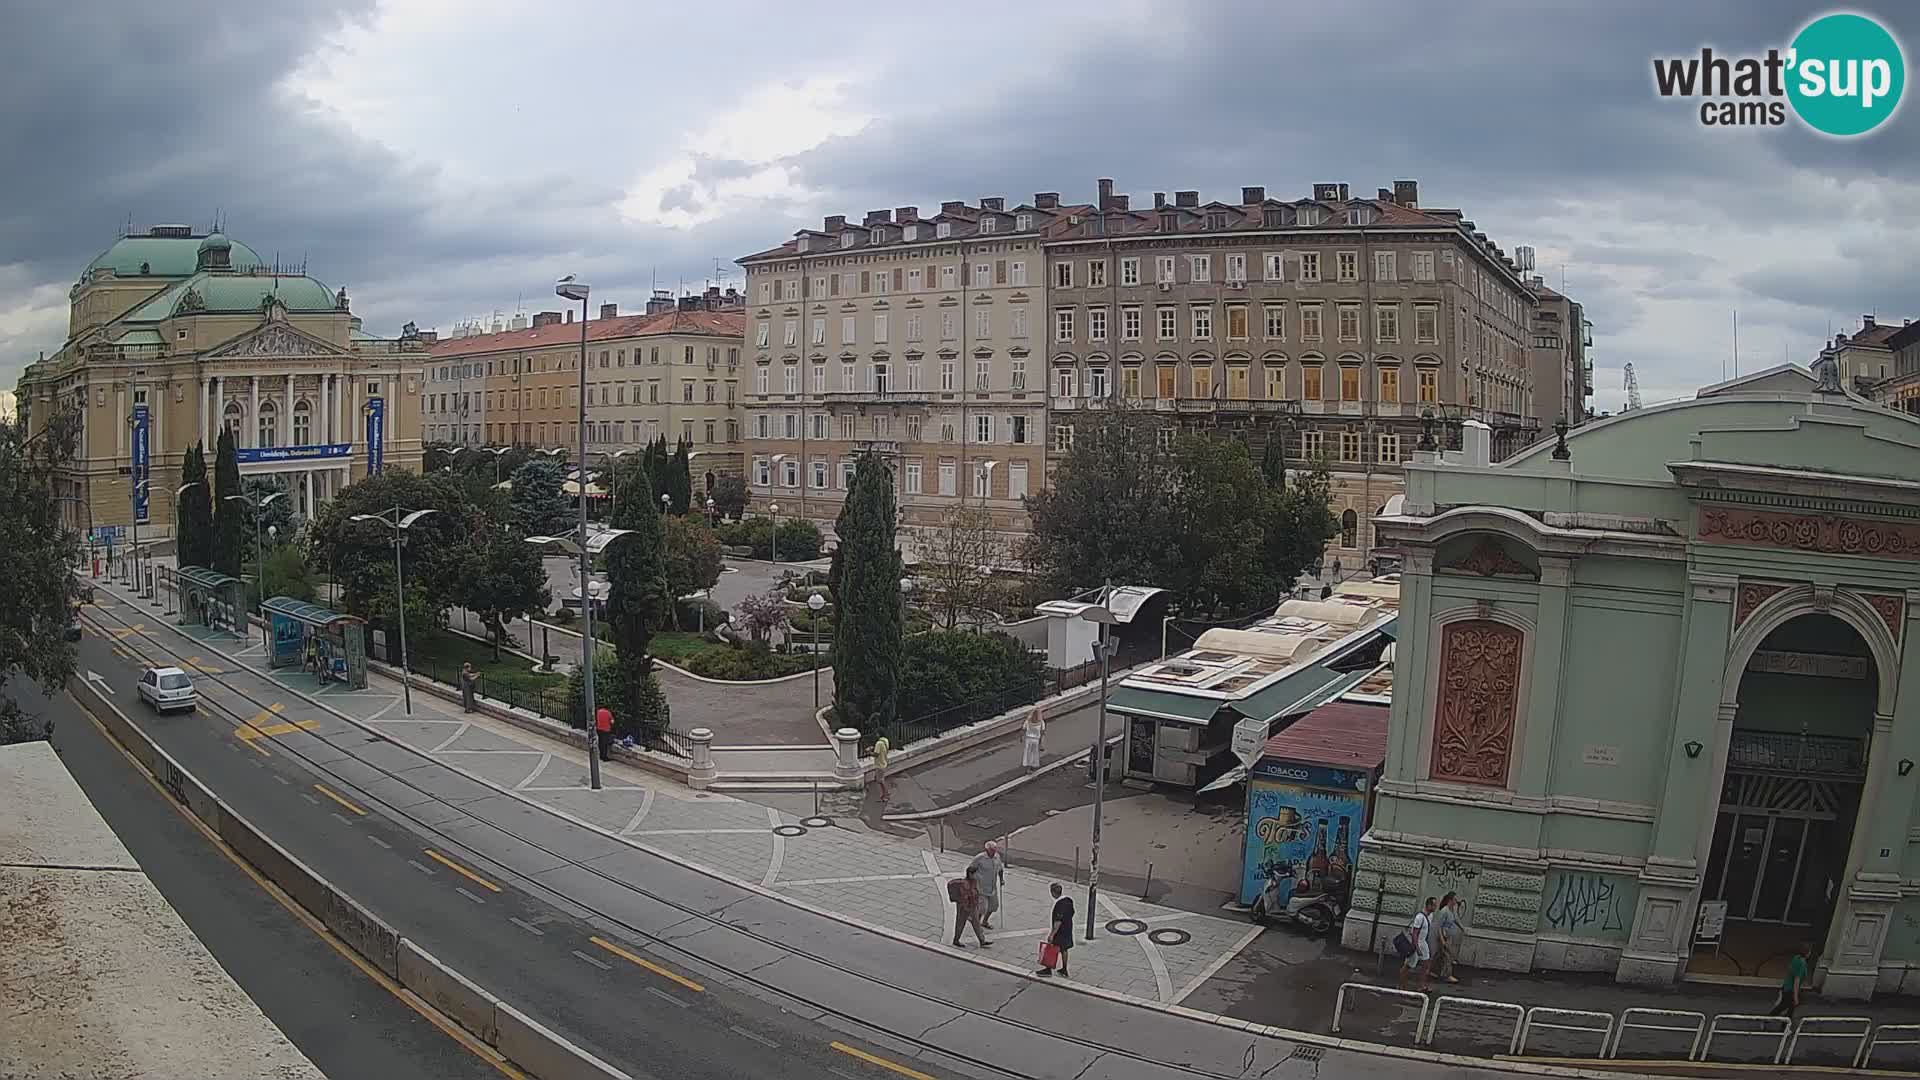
[820,390,931,406]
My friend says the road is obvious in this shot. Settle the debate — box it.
[68,583,1544,1080]
[15,677,496,1080]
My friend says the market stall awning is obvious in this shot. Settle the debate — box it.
[1230,663,1374,725]
[1104,685,1221,725]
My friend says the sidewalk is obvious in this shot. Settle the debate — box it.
[871,696,1108,822]
[93,573,1263,1010]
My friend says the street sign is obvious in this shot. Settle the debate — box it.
[1694,900,1728,950]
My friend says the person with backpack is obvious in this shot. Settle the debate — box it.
[1396,896,1437,992]
[947,865,990,948]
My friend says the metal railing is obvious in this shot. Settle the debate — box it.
[1701,1014,1791,1064]
[871,659,1103,752]
[1421,996,1522,1054]
[408,648,693,761]
[1608,1008,1707,1061]
[1862,1023,1920,1069]
[1785,1016,1872,1067]
[1518,1007,1613,1058]
[1331,983,1429,1038]
[1728,730,1866,779]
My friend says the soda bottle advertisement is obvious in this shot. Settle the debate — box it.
[1241,780,1364,907]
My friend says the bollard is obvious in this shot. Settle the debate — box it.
[812,780,819,817]
[687,727,716,789]
[1075,846,1081,885]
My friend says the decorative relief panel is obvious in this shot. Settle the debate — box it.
[1700,506,1920,562]
[1440,537,1538,580]
[1430,620,1524,787]
[1864,592,1904,642]
[1735,581,1789,627]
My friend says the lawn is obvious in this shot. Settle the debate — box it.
[646,630,825,680]
[409,629,564,693]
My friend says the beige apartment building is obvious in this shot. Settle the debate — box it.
[1527,278,1592,427]
[1044,179,1548,564]
[737,195,1084,535]
[17,226,426,544]
[427,304,746,492]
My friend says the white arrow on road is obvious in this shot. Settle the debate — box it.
[86,670,116,696]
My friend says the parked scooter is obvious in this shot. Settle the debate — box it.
[1249,865,1345,935]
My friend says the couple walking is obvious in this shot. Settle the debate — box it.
[946,841,1076,978]
[1396,892,1465,992]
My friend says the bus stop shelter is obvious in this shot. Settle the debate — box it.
[261,596,369,690]
[164,566,247,639]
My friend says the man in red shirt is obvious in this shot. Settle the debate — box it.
[594,705,614,761]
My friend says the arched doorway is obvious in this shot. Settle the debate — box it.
[1696,613,1876,980]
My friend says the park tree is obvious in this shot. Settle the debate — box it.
[711,473,748,521]
[661,516,723,628]
[830,452,904,738]
[1261,431,1288,488]
[1262,454,1338,597]
[0,409,82,744]
[733,588,788,643]
[177,440,214,569]
[509,458,573,537]
[211,428,246,577]
[1165,435,1281,616]
[913,505,1005,630]
[663,438,693,515]
[307,471,474,648]
[1020,405,1177,599]
[464,525,552,660]
[603,462,670,734]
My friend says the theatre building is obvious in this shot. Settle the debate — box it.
[1348,365,1920,999]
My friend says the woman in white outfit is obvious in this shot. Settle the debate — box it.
[1022,705,1046,770]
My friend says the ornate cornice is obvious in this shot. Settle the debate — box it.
[1692,488,1920,523]
[1700,504,1920,562]
[1438,537,1538,580]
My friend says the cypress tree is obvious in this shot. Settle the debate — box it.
[830,452,903,739]
[604,461,669,735]
[177,441,214,568]
[211,428,245,577]
[665,438,692,516]
[1261,431,1288,489]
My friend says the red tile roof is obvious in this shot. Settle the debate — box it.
[428,310,744,358]
[1261,700,1389,771]
[1044,197,1460,243]
[737,205,1093,264]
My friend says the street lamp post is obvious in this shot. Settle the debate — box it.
[164,478,199,612]
[807,592,825,713]
[349,508,438,716]
[705,497,715,529]
[224,491,286,627]
[769,502,780,565]
[524,529,630,788]
[1079,583,1119,942]
[557,274,601,791]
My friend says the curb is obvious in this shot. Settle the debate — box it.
[65,663,633,1080]
[86,581,1661,1080]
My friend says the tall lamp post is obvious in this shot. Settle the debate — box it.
[556,274,602,791]
[167,482,203,613]
[704,497,716,528]
[768,502,780,565]
[524,529,631,789]
[224,490,286,623]
[1079,585,1119,941]
[349,508,438,716]
[807,592,825,712]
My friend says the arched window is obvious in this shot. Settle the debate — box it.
[223,400,244,440]
[257,399,278,448]
[1341,508,1358,549]
[292,400,312,446]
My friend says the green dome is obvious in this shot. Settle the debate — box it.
[124,272,340,321]
[84,232,264,279]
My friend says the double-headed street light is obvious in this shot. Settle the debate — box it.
[704,497,716,528]
[1077,585,1121,942]
[558,272,602,789]
[807,592,826,712]
[768,502,781,564]
[224,490,286,624]
[525,526,633,791]
[349,507,438,716]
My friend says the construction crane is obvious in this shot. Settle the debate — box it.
[1622,362,1643,411]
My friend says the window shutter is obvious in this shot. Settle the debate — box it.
[860,271,870,293]
[893,268,904,291]
[927,264,937,289]
[995,260,1007,284]
[830,275,839,297]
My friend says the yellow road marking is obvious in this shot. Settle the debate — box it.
[68,693,526,1079]
[423,849,502,892]
[113,646,132,661]
[108,623,145,639]
[830,1041,940,1080]
[184,656,226,674]
[589,935,706,993]
[232,704,294,755]
[313,783,367,816]
[241,719,318,739]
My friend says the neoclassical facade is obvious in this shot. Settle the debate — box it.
[1348,365,1920,1000]
[17,226,425,538]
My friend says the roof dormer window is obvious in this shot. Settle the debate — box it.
[841,232,856,249]
[1016,212,1032,231]
[1159,212,1179,232]
[1206,211,1228,230]
[980,216,997,234]
[1346,207,1371,225]
[1263,207,1286,228]
[937,222,952,239]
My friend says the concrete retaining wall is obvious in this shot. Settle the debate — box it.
[67,672,632,1080]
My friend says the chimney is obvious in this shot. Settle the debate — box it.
[1863,314,1877,328]
[940,200,966,214]
[417,330,438,345]
[1153,192,1167,210]
[980,197,1004,212]
[1242,186,1266,204]
[532,311,561,328]
[824,214,846,232]
[1461,420,1492,468]
[864,209,892,226]
[1336,183,1350,201]
[565,310,573,324]
[895,206,918,223]
[1111,195,1129,211]
[1394,180,1419,207]
[1096,178,1114,210]
[1033,192,1060,209]
[599,303,618,320]
[1313,182,1341,201]
[1175,190,1199,208]
[1378,188,1393,201]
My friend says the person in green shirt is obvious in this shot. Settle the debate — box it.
[870,734,891,799]
[1769,942,1811,1017]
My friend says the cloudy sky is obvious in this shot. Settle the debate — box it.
[3,0,1915,412]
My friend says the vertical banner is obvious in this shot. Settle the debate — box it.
[131,403,151,524]
[365,397,386,475]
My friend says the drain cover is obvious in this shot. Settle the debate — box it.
[1286,1046,1324,1063]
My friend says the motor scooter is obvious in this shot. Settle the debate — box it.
[1248,865,1345,935]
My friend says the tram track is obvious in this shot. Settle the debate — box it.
[79,597,1295,1080]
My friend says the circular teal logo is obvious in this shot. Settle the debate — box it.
[1787,12,1906,136]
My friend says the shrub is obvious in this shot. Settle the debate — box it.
[715,516,824,561]
[898,630,1045,724]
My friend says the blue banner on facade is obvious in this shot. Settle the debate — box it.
[365,398,385,474]
[131,404,150,524]
[235,443,353,465]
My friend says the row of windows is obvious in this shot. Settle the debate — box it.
[1046,424,1406,464]
[758,308,1032,349]
[753,455,1032,500]
[431,345,741,380]
[1049,249,1441,289]
[755,359,1035,395]
[484,419,740,446]
[1046,363,1439,405]
[1050,302,1440,346]
[464,381,736,411]
[220,398,314,448]
[751,411,1032,446]
[759,259,1033,304]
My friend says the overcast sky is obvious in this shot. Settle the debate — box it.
[3,0,1915,413]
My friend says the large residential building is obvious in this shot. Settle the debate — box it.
[1527,279,1591,426]
[425,303,746,491]
[16,225,427,542]
[1875,319,1920,414]
[1813,314,1911,399]
[1044,179,1553,564]
[737,196,1086,536]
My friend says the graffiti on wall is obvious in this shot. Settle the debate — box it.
[1543,871,1635,938]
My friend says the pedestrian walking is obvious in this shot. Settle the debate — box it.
[1769,942,1812,1018]
[870,733,891,799]
[968,841,1006,930]
[1396,896,1437,993]
[459,662,479,713]
[594,704,614,761]
[1432,892,1463,984]
[1021,705,1046,771]
[947,865,990,947]
[1036,882,1074,978]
